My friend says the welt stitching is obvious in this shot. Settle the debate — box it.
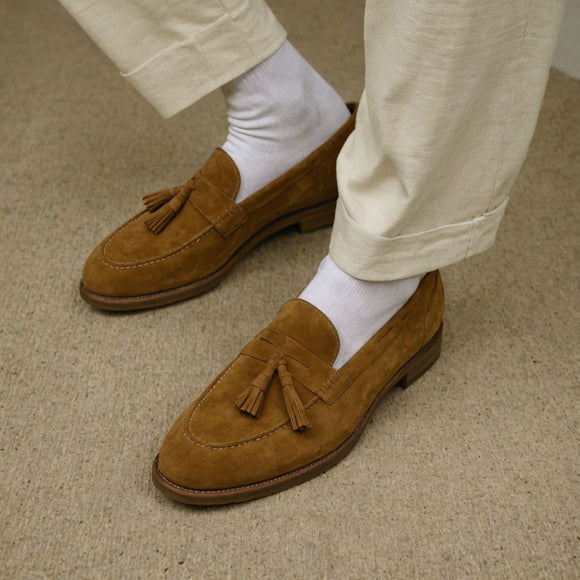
[100,225,213,270]
[158,433,333,494]
[212,204,244,227]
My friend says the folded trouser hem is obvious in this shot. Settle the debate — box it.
[121,15,286,118]
[329,197,510,281]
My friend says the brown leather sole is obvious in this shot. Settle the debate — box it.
[152,324,443,506]
[79,199,336,311]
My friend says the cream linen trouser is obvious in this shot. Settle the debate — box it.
[59,0,564,280]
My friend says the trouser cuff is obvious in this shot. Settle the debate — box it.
[122,17,286,118]
[329,197,509,281]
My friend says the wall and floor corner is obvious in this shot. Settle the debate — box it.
[552,0,580,79]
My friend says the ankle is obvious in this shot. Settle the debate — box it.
[300,256,423,368]
[221,41,350,202]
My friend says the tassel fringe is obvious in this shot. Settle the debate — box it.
[144,189,189,234]
[234,354,279,417]
[234,386,266,417]
[143,178,197,234]
[278,358,311,431]
[234,353,311,431]
[144,205,176,234]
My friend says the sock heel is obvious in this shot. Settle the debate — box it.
[296,201,337,233]
[399,324,443,389]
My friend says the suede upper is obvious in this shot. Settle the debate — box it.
[157,270,444,492]
[82,104,357,300]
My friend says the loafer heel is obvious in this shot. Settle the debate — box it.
[297,200,337,233]
[399,324,443,389]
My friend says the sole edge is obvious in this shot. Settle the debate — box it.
[152,324,443,506]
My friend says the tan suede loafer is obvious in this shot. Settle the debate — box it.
[152,270,444,505]
[80,104,356,311]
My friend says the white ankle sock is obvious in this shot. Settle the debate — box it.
[222,40,350,203]
[299,256,422,369]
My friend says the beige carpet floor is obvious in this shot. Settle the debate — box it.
[1,1,579,578]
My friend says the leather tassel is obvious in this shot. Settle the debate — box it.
[144,189,189,234]
[234,353,279,417]
[143,188,176,212]
[278,358,311,431]
[144,205,175,234]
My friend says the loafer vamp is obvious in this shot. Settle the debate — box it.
[83,202,226,296]
[102,203,210,265]
[159,299,351,490]
[159,378,361,492]
[80,105,358,308]
[156,272,446,497]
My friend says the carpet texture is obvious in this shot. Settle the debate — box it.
[1,1,579,578]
